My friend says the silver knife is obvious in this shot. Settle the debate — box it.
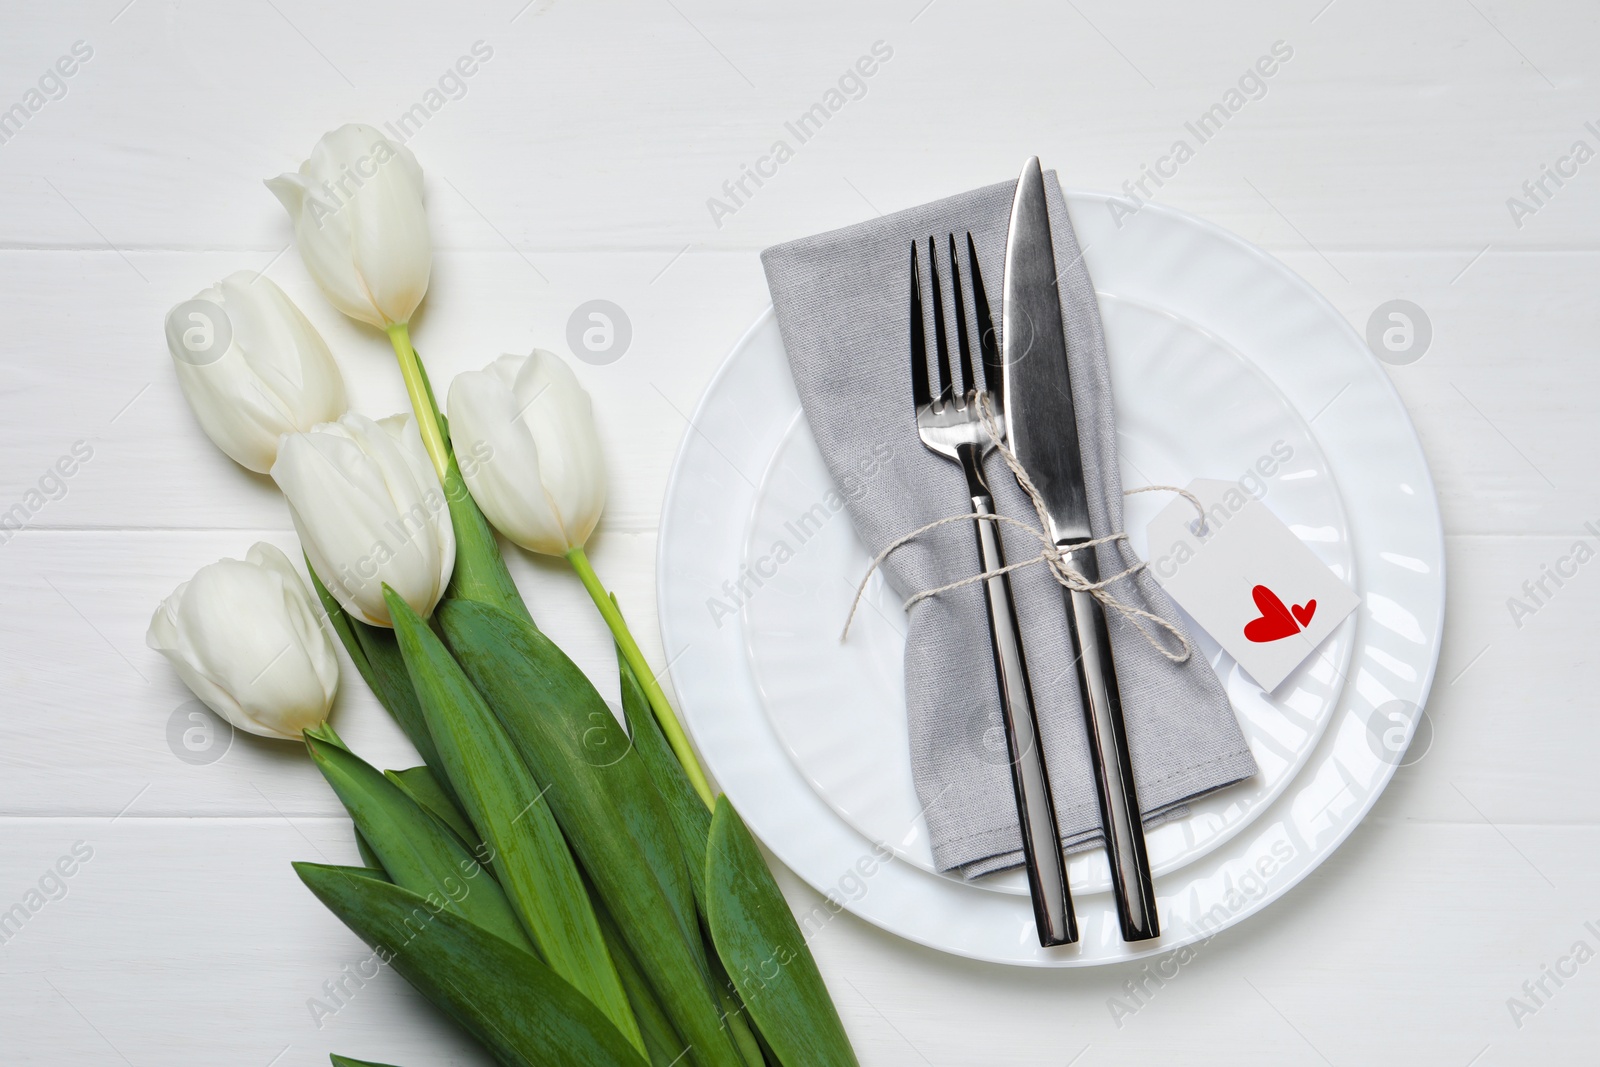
[1001,156,1160,942]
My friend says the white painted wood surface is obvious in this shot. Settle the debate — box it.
[1,1,1596,1063]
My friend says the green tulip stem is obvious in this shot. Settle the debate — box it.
[387,322,451,481]
[565,545,715,809]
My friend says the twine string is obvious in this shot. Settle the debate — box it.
[840,392,1205,665]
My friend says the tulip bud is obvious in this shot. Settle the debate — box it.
[163,272,347,473]
[147,543,339,741]
[447,351,607,557]
[265,123,432,329]
[272,412,455,627]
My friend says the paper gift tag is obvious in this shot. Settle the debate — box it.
[1143,478,1360,692]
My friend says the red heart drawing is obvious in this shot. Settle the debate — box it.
[1244,585,1302,643]
[1292,599,1317,628]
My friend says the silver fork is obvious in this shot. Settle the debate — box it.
[911,234,1076,947]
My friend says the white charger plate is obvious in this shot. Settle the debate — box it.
[657,193,1445,965]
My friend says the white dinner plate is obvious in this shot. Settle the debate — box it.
[740,293,1357,897]
[657,193,1445,965]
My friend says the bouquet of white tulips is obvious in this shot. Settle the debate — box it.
[151,124,857,1067]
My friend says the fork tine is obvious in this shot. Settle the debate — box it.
[910,242,931,409]
[967,232,1002,403]
[948,233,976,398]
[927,236,954,405]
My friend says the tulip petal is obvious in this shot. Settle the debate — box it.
[516,351,607,550]
[220,272,346,423]
[344,135,431,327]
[145,547,338,740]
[267,125,432,328]
[265,171,310,218]
[447,351,607,557]
[167,274,346,472]
[249,542,341,703]
[272,413,454,627]
[449,368,570,554]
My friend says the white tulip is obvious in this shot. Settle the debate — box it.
[265,123,432,329]
[164,272,347,473]
[147,543,339,741]
[272,412,455,627]
[447,350,607,557]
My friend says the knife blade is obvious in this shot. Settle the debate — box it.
[1000,160,1091,543]
[1001,156,1161,942]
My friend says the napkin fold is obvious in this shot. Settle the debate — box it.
[760,172,1259,878]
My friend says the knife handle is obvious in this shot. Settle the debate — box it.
[968,487,1077,947]
[1057,542,1161,942]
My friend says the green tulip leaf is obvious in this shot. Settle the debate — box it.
[305,733,529,953]
[438,598,743,1067]
[386,587,642,1056]
[589,882,690,1067]
[408,345,534,628]
[296,863,647,1067]
[330,1056,403,1067]
[611,604,763,1067]
[385,765,478,848]
[706,798,859,1067]
[309,863,390,883]
[353,829,386,875]
[305,564,452,793]
[308,558,374,686]
[706,938,767,1067]
[616,644,712,910]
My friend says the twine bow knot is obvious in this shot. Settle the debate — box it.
[842,392,1202,665]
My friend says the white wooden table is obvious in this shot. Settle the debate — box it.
[2,1,1596,1063]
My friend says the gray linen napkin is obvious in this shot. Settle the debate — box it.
[760,171,1259,878]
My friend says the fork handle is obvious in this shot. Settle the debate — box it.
[966,479,1077,947]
